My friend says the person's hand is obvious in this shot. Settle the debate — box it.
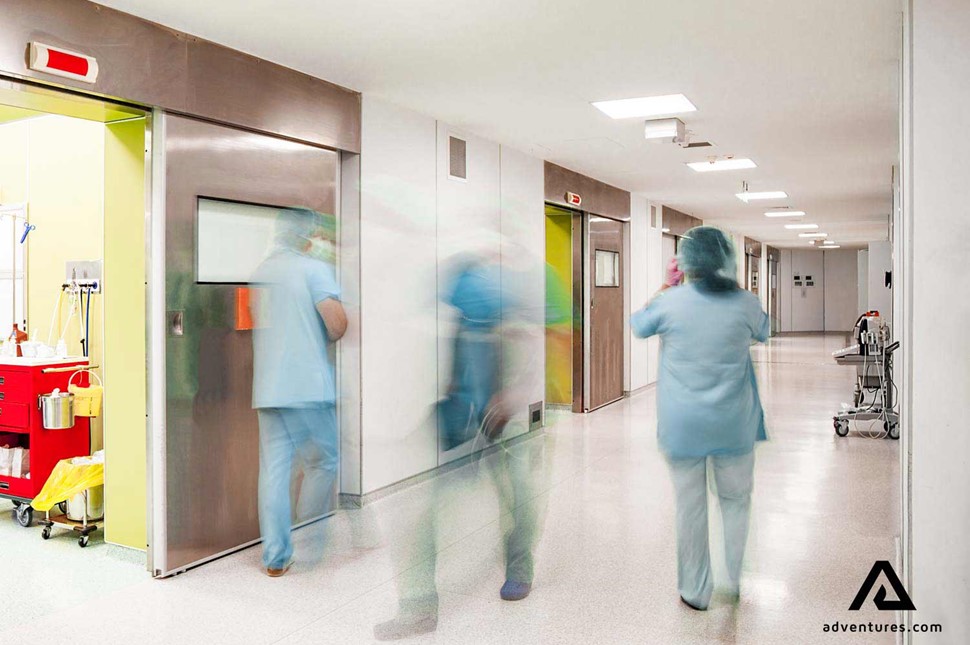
[664,257,684,287]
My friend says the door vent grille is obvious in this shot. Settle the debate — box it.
[529,402,543,431]
[449,136,467,179]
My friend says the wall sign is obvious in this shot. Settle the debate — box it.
[28,42,99,84]
[565,192,582,206]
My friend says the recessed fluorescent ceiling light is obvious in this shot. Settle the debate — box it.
[736,191,788,202]
[687,158,757,172]
[820,245,841,249]
[765,210,805,218]
[798,232,828,238]
[593,93,697,119]
[784,223,819,230]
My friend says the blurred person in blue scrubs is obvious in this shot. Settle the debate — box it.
[374,245,551,641]
[251,207,347,577]
[631,226,769,611]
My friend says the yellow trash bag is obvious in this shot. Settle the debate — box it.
[32,458,104,512]
[68,370,103,418]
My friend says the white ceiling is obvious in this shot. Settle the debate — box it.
[100,0,900,249]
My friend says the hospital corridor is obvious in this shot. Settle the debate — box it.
[0,1,967,643]
[1,334,898,644]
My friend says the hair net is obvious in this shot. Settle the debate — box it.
[273,207,336,253]
[676,226,739,293]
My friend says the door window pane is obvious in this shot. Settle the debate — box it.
[197,198,282,283]
[595,250,619,287]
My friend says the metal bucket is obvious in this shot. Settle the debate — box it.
[39,391,75,430]
[67,485,104,521]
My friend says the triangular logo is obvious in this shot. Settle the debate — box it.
[849,560,916,611]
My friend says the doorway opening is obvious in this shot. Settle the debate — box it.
[544,204,626,414]
[0,80,149,558]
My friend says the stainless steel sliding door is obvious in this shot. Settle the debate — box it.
[157,114,337,575]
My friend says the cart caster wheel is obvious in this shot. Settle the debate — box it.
[42,527,51,540]
[834,420,849,437]
[78,535,89,548]
[12,500,20,509]
[58,501,68,515]
[886,422,900,440]
[15,505,33,528]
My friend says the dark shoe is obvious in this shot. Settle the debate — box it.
[500,580,532,601]
[680,596,707,611]
[266,559,294,577]
[373,614,438,641]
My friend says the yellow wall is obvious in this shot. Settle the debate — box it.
[545,208,573,404]
[27,116,105,373]
[0,120,29,204]
[103,119,147,550]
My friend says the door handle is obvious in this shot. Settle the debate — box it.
[169,311,184,337]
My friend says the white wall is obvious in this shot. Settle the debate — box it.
[857,249,869,315]
[758,247,769,312]
[358,97,439,493]
[499,146,545,439]
[435,124,502,464]
[779,249,793,332]
[355,97,546,493]
[867,240,893,326]
[822,249,859,333]
[906,1,970,638]
[628,194,651,391]
[646,203,663,383]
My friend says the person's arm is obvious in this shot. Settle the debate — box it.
[317,298,348,341]
[636,257,681,310]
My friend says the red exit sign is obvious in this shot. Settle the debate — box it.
[29,43,99,84]
[565,192,582,206]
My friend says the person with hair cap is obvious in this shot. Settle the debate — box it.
[251,207,347,577]
[630,226,769,610]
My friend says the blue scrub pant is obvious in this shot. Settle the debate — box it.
[257,405,339,569]
[666,450,754,609]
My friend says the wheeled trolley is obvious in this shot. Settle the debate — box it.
[832,341,900,440]
[40,488,103,548]
[1,359,91,527]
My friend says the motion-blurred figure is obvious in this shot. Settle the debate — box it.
[252,207,347,577]
[631,226,769,610]
[375,249,549,641]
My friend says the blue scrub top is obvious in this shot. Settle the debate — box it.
[252,250,340,409]
[631,284,770,459]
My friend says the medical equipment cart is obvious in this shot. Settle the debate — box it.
[0,358,91,527]
[832,341,900,439]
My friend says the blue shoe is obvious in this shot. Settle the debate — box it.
[500,580,532,601]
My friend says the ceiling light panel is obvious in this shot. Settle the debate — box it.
[820,245,841,249]
[784,223,819,230]
[765,210,805,218]
[798,232,828,238]
[736,191,788,202]
[686,158,757,172]
[593,94,697,119]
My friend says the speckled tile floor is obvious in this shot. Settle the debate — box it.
[0,334,899,644]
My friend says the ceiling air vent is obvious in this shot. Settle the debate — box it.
[449,136,467,180]
[681,140,713,149]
